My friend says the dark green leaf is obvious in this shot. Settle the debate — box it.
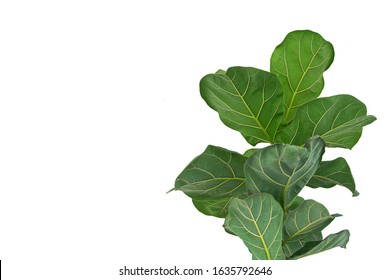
[271,30,334,122]
[284,199,340,243]
[287,196,305,211]
[276,94,376,149]
[308,157,358,196]
[283,232,322,258]
[173,145,246,200]
[245,136,325,208]
[192,197,235,218]
[200,66,284,145]
[290,230,350,259]
[224,193,285,260]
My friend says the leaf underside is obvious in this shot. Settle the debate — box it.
[290,230,350,259]
[283,232,322,258]
[308,157,358,196]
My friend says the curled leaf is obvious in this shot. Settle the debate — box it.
[245,136,325,208]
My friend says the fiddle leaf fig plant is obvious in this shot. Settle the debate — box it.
[169,30,376,260]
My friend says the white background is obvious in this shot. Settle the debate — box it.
[0,0,388,279]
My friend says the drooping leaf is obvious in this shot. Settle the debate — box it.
[224,193,285,260]
[173,145,246,200]
[276,94,376,149]
[290,230,350,259]
[200,66,284,145]
[245,136,325,208]
[308,157,358,196]
[284,199,340,243]
[271,30,334,122]
[283,232,322,258]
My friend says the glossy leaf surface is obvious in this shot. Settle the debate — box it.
[271,30,334,122]
[277,94,376,149]
[224,193,285,260]
[200,67,284,145]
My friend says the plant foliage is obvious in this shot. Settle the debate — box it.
[170,30,376,260]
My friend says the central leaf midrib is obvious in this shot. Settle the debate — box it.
[285,216,330,243]
[285,42,325,120]
[321,115,372,137]
[311,174,351,187]
[180,177,245,187]
[228,75,272,142]
[245,203,271,260]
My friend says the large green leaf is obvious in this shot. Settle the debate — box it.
[271,30,334,122]
[308,157,358,196]
[283,199,340,243]
[277,94,376,149]
[283,232,322,258]
[200,66,284,145]
[290,230,350,259]
[224,193,285,260]
[173,145,246,200]
[245,136,325,208]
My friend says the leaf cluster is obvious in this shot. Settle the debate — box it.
[170,30,376,260]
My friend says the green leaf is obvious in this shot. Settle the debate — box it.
[284,199,340,243]
[192,197,235,218]
[200,66,284,145]
[271,30,334,122]
[290,230,350,259]
[245,136,325,208]
[287,196,305,210]
[173,145,246,200]
[308,157,358,196]
[283,232,322,258]
[224,193,285,260]
[243,148,258,158]
[277,94,376,149]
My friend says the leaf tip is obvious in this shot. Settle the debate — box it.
[215,69,226,75]
[166,187,176,194]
